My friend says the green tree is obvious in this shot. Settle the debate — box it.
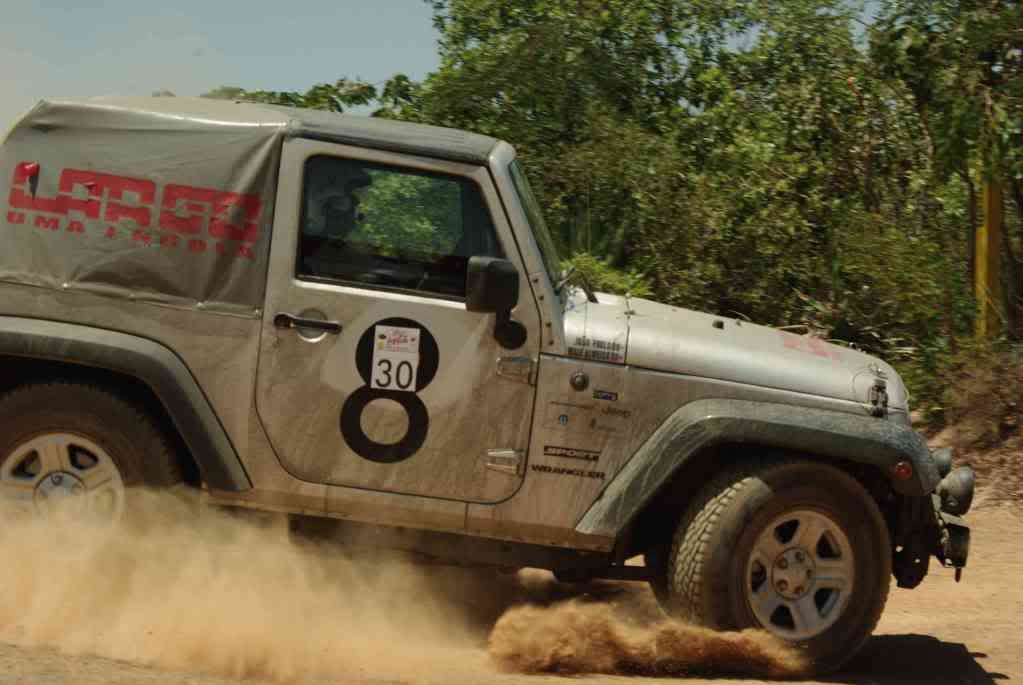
[228,0,1020,417]
[384,0,758,268]
[354,171,463,256]
[872,0,1023,333]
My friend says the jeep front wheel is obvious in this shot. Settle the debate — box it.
[657,458,891,674]
[0,381,182,521]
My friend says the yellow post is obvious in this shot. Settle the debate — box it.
[975,180,1004,337]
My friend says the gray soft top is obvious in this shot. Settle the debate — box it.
[15,96,501,165]
[0,97,503,315]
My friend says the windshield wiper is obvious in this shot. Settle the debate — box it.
[556,265,598,303]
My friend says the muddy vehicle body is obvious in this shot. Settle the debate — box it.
[0,98,974,671]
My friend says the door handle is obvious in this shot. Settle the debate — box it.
[273,313,343,334]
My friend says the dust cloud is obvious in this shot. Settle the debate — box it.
[0,490,806,682]
[490,601,808,678]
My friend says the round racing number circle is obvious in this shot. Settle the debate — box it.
[340,318,439,464]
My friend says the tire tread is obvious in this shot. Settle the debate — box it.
[0,380,182,487]
[667,458,763,621]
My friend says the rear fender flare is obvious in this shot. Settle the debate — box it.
[0,316,251,491]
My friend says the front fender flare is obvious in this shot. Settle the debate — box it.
[575,398,938,539]
[0,316,251,491]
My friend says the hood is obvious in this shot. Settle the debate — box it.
[561,290,908,411]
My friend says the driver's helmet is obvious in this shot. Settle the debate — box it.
[304,158,372,239]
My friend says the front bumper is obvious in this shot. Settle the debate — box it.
[892,447,974,588]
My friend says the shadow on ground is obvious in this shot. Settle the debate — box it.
[836,634,1009,685]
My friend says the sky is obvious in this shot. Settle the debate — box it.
[0,1,442,131]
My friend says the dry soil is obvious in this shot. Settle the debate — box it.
[0,489,1019,685]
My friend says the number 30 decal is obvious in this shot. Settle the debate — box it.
[373,358,416,390]
[340,318,439,463]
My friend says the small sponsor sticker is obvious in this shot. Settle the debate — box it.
[779,331,841,362]
[568,336,625,364]
[600,405,632,419]
[371,325,420,391]
[545,396,631,433]
[593,389,619,402]
[376,325,420,354]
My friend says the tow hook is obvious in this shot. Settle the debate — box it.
[938,510,970,582]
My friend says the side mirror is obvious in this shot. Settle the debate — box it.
[466,257,519,313]
[466,257,527,349]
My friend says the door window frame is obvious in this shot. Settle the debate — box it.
[286,143,509,304]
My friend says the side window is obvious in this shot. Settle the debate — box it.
[297,155,504,298]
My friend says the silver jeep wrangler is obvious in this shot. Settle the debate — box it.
[0,97,973,672]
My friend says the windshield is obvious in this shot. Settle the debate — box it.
[509,160,561,284]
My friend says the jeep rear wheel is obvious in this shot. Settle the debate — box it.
[0,382,182,521]
[656,458,891,674]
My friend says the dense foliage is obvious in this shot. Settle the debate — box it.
[204,0,1022,422]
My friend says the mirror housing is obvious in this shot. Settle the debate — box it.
[466,257,527,349]
[466,257,519,313]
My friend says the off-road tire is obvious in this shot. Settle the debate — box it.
[659,457,891,674]
[0,381,183,502]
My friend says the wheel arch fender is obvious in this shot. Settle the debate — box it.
[0,316,251,491]
[575,398,938,540]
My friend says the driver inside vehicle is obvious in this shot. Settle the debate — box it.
[301,157,375,280]
[304,158,372,240]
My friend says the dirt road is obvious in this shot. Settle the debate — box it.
[0,499,1019,685]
